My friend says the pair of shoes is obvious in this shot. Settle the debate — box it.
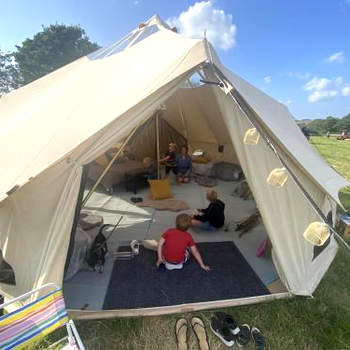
[175,317,210,350]
[210,312,239,347]
[210,312,265,349]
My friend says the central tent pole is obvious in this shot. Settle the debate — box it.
[156,111,161,179]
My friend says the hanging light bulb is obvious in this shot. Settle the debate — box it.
[303,222,330,246]
[266,167,288,187]
[243,128,260,145]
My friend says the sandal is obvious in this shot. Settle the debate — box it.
[175,318,189,350]
[191,317,210,350]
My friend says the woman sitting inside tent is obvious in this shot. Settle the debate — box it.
[176,145,192,184]
[160,143,178,176]
[191,190,225,231]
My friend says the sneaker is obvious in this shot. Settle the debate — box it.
[214,312,240,336]
[210,317,235,347]
[251,327,265,350]
[236,324,251,347]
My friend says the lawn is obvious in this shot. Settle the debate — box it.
[310,136,350,212]
[38,136,350,350]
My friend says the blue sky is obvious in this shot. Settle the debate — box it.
[1,0,350,119]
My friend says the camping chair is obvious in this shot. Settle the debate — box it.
[0,283,85,350]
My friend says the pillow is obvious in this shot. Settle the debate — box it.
[148,179,173,200]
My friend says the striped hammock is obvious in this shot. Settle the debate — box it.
[0,289,68,349]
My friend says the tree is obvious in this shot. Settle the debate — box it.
[14,24,100,85]
[335,114,350,132]
[324,116,338,133]
[0,50,22,96]
[308,118,328,135]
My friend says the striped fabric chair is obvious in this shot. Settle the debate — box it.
[0,283,85,350]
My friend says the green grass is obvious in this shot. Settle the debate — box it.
[37,136,350,350]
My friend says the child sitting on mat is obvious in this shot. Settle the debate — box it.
[156,214,210,271]
[191,190,225,231]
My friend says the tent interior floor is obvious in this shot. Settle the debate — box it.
[63,175,286,311]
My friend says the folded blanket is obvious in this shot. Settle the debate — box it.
[137,199,190,211]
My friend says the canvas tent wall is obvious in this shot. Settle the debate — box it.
[0,15,348,310]
[123,112,187,163]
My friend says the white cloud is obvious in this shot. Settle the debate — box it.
[342,86,350,96]
[167,1,237,51]
[326,51,345,63]
[303,76,345,103]
[304,77,331,91]
[264,76,272,84]
[308,90,338,103]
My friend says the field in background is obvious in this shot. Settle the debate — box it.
[310,136,350,212]
[38,136,350,350]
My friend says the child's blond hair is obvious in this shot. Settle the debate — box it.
[206,190,217,202]
[169,143,177,151]
[176,213,191,231]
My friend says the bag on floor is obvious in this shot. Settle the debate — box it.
[211,162,243,181]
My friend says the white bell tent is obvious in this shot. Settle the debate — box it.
[0,15,349,317]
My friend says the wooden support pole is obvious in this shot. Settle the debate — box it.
[156,111,161,180]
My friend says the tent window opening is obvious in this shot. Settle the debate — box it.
[185,72,206,88]
[0,249,16,285]
[128,25,160,47]
[88,24,159,60]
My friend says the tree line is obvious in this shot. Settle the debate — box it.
[0,24,100,96]
[304,115,350,135]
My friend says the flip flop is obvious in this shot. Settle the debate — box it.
[191,316,210,350]
[175,318,189,350]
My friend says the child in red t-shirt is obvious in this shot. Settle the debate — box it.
[156,214,210,271]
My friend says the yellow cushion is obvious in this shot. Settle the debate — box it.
[148,179,173,200]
